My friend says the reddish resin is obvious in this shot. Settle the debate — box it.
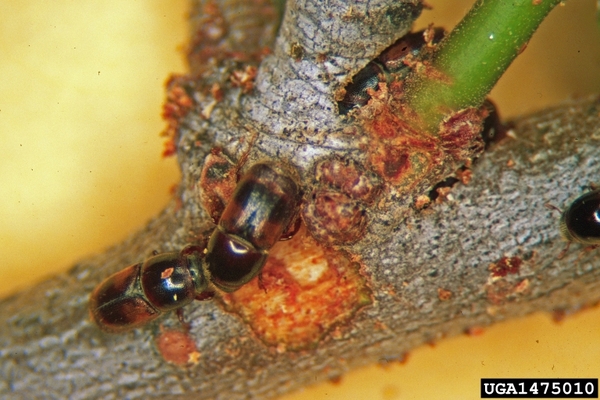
[156,328,201,366]
[489,256,522,278]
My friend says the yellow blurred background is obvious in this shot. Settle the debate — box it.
[1,1,599,399]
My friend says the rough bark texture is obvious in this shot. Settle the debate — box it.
[2,0,600,399]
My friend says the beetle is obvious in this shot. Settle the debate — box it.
[204,162,301,292]
[338,28,445,115]
[558,189,600,252]
[546,188,600,259]
[89,162,301,332]
[89,245,209,332]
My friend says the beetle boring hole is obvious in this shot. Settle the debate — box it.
[427,177,460,203]
[337,28,444,115]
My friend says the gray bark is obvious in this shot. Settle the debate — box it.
[2,1,600,399]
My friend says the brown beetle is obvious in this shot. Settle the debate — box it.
[90,163,301,332]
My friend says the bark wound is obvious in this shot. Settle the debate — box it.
[357,82,485,195]
[303,157,383,246]
[220,225,371,351]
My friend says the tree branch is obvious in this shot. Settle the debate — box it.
[2,1,600,399]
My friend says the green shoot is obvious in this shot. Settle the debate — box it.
[404,0,562,132]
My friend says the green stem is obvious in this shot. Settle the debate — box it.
[404,0,561,132]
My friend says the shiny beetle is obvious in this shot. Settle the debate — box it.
[559,189,600,248]
[90,162,301,332]
[204,162,301,292]
[338,28,444,115]
[89,245,208,332]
